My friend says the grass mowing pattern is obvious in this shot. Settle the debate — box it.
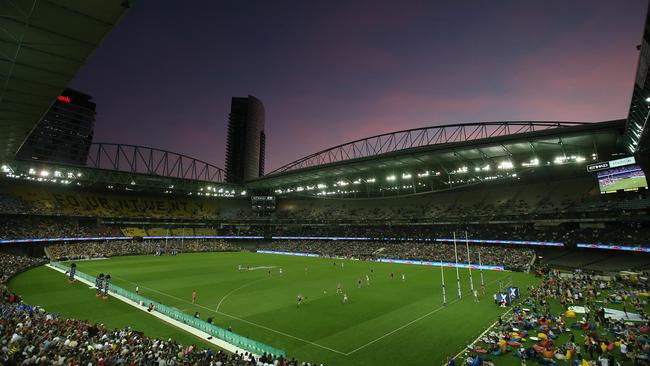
[9,252,539,365]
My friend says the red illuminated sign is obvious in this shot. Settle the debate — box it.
[57,95,71,103]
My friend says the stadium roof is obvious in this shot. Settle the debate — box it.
[247,120,627,197]
[0,0,133,161]
[624,5,650,155]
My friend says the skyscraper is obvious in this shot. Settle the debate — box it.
[225,95,266,183]
[17,88,96,165]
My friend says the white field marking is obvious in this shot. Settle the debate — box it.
[345,297,460,355]
[448,307,514,365]
[216,277,271,312]
[346,273,510,355]
[110,272,511,357]
[214,305,349,355]
[109,275,348,356]
[446,275,517,364]
[45,265,253,356]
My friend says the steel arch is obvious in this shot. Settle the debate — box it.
[269,121,588,174]
[87,143,225,183]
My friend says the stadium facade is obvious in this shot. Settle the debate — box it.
[0,0,648,253]
[16,88,96,165]
[225,95,266,184]
[0,2,650,365]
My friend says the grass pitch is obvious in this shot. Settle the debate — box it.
[9,251,539,365]
[601,176,647,193]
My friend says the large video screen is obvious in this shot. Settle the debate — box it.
[251,196,276,212]
[597,165,648,194]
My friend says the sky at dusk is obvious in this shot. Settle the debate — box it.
[70,0,648,172]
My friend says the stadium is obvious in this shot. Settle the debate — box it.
[1,2,649,366]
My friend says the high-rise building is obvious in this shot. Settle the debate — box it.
[225,95,266,183]
[17,88,96,165]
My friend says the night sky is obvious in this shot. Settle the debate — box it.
[70,0,647,172]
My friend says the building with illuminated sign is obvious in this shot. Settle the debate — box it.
[225,95,266,183]
[17,88,96,165]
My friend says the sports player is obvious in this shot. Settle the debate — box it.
[103,274,111,300]
[343,293,348,304]
[297,293,304,307]
[473,289,479,303]
[390,272,394,280]
[192,290,197,304]
[357,279,362,288]
[401,274,406,282]
[336,283,342,294]
[366,275,370,285]
[68,263,77,283]
[95,273,104,298]
[279,268,283,275]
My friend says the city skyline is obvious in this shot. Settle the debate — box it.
[69,0,647,171]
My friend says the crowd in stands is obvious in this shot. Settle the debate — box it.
[0,184,220,219]
[222,223,650,247]
[47,240,238,261]
[0,216,121,240]
[1,215,649,248]
[467,268,650,365]
[42,239,533,271]
[259,241,535,271]
[0,252,314,365]
[1,177,649,224]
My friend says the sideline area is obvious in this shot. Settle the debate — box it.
[45,263,261,357]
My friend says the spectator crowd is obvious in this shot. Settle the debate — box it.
[0,252,318,365]
[47,240,239,261]
[40,238,534,271]
[259,240,535,271]
[465,268,650,365]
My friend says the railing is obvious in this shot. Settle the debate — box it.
[49,261,285,357]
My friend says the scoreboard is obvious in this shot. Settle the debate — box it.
[251,196,276,212]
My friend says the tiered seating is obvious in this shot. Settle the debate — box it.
[0,183,222,219]
[147,228,168,236]
[122,227,146,236]
[195,227,216,236]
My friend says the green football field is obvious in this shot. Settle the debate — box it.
[601,176,647,193]
[9,252,539,365]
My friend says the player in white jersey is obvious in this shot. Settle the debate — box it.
[343,293,348,304]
